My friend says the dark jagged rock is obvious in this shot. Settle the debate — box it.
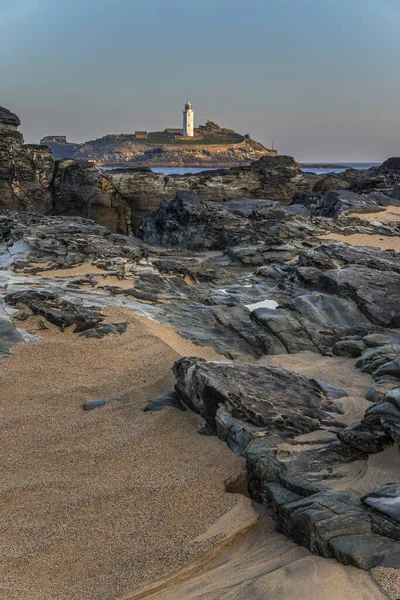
[137,191,246,250]
[333,339,366,358]
[318,267,400,327]
[143,392,184,412]
[361,484,400,523]
[137,190,326,252]
[312,190,383,218]
[173,358,342,437]
[172,357,400,569]
[299,243,400,274]
[0,211,150,269]
[5,290,103,332]
[251,291,370,356]
[0,302,24,357]
[0,106,20,130]
[367,191,400,207]
[329,533,400,569]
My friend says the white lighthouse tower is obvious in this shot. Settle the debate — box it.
[183,100,194,137]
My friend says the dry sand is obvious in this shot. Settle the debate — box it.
[321,206,400,251]
[351,206,400,223]
[0,308,243,600]
[321,232,400,252]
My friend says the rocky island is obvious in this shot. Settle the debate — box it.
[1,103,400,599]
[40,101,277,168]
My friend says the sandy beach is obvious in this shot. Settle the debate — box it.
[0,308,243,600]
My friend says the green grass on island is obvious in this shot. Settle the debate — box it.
[138,131,245,145]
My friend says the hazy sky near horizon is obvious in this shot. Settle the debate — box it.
[1,0,399,161]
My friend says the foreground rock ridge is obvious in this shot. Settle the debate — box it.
[1,103,400,596]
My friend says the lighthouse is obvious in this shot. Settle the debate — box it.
[183,100,194,137]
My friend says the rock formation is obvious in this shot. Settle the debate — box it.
[0,106,54,213]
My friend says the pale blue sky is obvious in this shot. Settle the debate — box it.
[1,0,399,161]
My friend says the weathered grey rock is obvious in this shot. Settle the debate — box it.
[318,267,400,327]
[367,191,400,207]
[53,160,131,234]
[0,301,24,357]
[173,358,342,436]
[5,290,103,332]
[361,484,400,523]
[313,190,383,218]
[299,243,400,275]
[0,106,20,130]
[329,534,400,569]
[138,191,246,250]
[333,339,366,358]
[0,108,54,213]
[143,392,184,412]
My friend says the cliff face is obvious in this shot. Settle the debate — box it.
[40,131,277,168]
[0,107,54,213]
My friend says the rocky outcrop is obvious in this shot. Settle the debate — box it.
[0,106,20,130]
[53,160,131,234]
[173,358,342,434]
[172,357,400,570]
[312,190,384,218]
[0,106,54,213]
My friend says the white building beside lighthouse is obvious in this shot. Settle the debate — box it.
[183,100,194,137]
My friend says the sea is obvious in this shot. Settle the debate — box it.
[300,162,379,175]
[100,163,380,175]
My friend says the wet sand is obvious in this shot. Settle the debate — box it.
[132,516,388,600]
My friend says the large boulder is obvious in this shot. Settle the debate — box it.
[318,267,400,328]
[173,358,342,435]
[137,191,246,249]
[314,190,383,218]
[0,106,20,130]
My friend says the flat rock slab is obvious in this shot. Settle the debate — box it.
[173,358,343,437]
[362,484,400,523]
